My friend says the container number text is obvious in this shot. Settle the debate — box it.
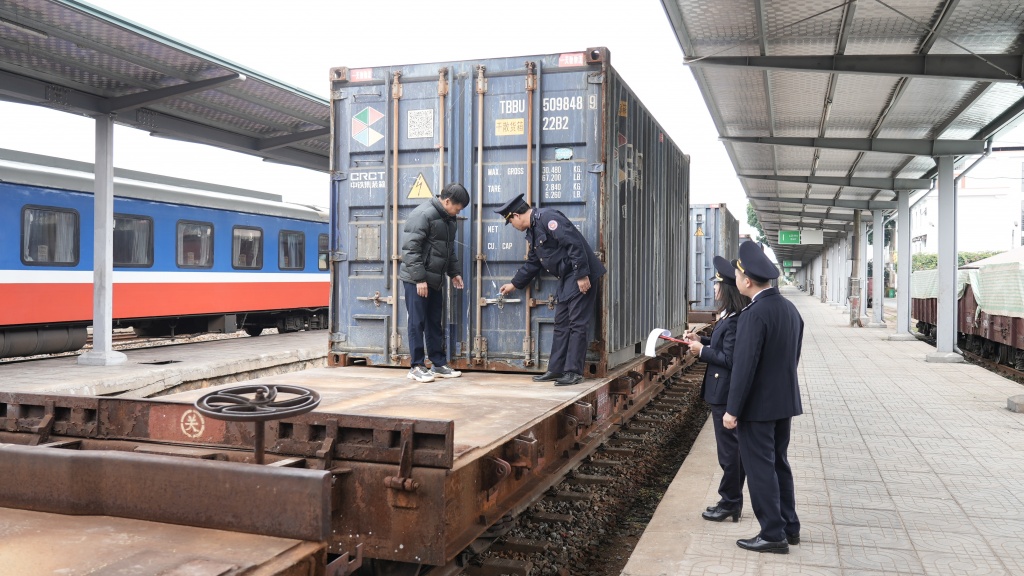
[542,96,583,111]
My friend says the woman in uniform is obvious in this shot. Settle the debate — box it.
[684,255,751,522]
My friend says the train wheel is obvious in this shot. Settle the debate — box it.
[997,344,1010,366]
[244,326,264,337]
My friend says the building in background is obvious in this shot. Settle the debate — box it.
[910,152,1024,254]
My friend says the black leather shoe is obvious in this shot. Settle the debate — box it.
[554,372,584,386]
[532,371,561,382]
[737,536,789,554]
[702,505,741,522]
[786,533,800,545]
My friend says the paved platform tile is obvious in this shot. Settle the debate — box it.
[830,506,904,530]
[835,524,913,550]
[837,545,925,574]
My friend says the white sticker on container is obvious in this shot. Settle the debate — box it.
[407,109,434,139]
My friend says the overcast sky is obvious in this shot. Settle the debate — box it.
[0,0,755,231]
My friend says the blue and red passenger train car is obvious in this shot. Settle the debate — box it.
[0,149,329,358]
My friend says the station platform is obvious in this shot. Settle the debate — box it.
[0,331,327,398]
[623,287,1024,576]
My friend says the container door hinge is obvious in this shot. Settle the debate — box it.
[332,172,348,181]
[588,74,605,84]
[331,90,347,101]
[588,163,604,174]
[331,251,348,262]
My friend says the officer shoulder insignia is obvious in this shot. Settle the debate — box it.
[548,219,558,231]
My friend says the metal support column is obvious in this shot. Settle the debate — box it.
[859,217,869,325]
[78,114,127,366]
[848,213,862,324]
[831,243,841,307]
[869,209,887,327]
[890,190,916,341]
[926,155,963,362]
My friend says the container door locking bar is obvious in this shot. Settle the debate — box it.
[480,293,521,310]
[356,291,394,308]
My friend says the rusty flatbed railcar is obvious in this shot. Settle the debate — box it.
[0,340,691,574]
[0,507,331,576]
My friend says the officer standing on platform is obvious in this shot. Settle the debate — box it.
[683,256,750,523]
[725,241,804,554]
[496,194,606,386]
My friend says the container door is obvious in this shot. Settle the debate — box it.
[329,66,455,366]
[464,52,605,373]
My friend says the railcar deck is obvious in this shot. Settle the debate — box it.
[0,339,692,572]
[0,507,327,576]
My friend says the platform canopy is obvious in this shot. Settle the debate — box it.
[661,0,1024,263]
[0,0,329,171]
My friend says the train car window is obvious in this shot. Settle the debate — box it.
[114,214,154,268]
[318,233,329,271]
[176,220,214,268]
[232,226,263,269]
[21,206,79,266]
[279,230,305,270]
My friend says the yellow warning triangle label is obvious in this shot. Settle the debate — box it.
[408,173,432,199]
[694,225,704,237]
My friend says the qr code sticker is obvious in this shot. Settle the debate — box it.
[407,109,434,139]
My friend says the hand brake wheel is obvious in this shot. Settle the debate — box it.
[195,384,321,464]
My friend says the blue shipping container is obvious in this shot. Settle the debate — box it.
[328,48,689,375]
[688,204,739,320]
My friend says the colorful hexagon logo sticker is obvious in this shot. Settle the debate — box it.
[352,107,384,146]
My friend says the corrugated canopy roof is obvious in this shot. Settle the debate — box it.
[661,0,1024,263]
[0,0,329,171]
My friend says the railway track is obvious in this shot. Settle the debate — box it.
[961,349,1024,382]
[452,362,709,576]
[916,334,1024,383]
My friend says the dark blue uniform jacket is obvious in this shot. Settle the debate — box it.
[726,288,804,421]
[698,312,738,405]
[511,208,607,301]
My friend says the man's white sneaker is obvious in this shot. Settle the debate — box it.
[430,365,462,378]
[407,366,435,382]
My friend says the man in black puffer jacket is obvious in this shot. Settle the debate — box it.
[399,183,470,382]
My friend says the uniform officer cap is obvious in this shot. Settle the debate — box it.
[736,241,779,283]
[712,255,736,286]
[494,193,530,225]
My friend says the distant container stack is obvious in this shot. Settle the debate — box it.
[688,204,739,323]
[327,48,690,375]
